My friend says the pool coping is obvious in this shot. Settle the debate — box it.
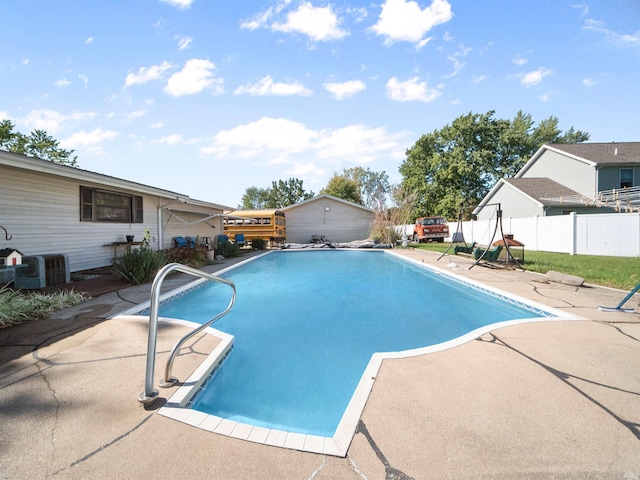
[114,249,585,457]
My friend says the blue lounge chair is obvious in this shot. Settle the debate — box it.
[217,234,230,244]
[173,236,187,248]
[186,236,197,248]
[235,233,246,247]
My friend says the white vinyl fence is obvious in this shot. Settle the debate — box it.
[400,212,640,257]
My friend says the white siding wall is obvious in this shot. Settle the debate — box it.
[1,164,224,272]
[0,165,166,271]
[162,211,221,248]
[475,182,543,220]
[522,150,595,195]
[285,198,373,243]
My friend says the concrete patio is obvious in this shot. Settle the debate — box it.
[1,249,639,479]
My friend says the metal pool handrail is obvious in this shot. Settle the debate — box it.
[138,263,236,406]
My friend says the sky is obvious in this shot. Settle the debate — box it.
[1,0,639,208]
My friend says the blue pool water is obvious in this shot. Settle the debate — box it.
[157,250,550,437]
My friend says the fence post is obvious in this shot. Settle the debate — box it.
[570,212,577,255]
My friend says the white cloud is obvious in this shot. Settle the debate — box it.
[55,78,71,88]
[175,35,193,50]
[22,58,30,66]
[242,1,347,42]
[234,75,312,96]
[272,2,347,41]
[385,76,441,102]
[78,74,89,89]
[151,134,200,145]
[150,122,165,129]
[127,110,148,119]
[124,61,173,88]
[370,0,453,45]
[202,117,316,158]
[582,77,597,87]
[160,0,193,9]
[511,54,528,66]
[471,75,488,83]
[323,80,366,100]
[164,59,223,96]
[19,109,97,134]
[519,67,552,87]
[85,36,94,45]
[200,116,409,188]
[583,18,640,46]
[60,128,119,154]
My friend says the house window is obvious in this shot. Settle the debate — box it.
[80,186,143,223]
[620,169,634,188]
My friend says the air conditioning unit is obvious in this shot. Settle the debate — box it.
[14,254,70,289]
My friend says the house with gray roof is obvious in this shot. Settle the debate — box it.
[474,142,640,220]
[0,149,232,275]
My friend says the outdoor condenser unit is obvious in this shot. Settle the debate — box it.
[14,254,70,289]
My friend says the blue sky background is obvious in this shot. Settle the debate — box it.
[1,0,639,208]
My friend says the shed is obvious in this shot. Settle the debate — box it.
[282,194,374,244]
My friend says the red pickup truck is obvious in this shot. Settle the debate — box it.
[413,216,449,243]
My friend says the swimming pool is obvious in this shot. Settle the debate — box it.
[125,250,573,455]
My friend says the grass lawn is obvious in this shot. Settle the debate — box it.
[410,243,640,291]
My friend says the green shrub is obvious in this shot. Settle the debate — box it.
[0,285,84,328]
[165,245,208,268]
[216,241,241,258]
[251,238,266,250]
[112,246,167,285]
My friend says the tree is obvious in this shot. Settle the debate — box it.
[0,119,78,167]
[320,174,362,204]
[399,110,589,220]
[239,178,314,209]
[239,186,270,209]
[342,167,390,209]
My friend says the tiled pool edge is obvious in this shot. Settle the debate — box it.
[117,249,586,458]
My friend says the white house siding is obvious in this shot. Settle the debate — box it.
[520,150,595,195]
[284,197,373,243]
[474,182,543,220]
[161,209,222,249]
[0,164,163,271]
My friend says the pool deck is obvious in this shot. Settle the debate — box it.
[1,248,639,479]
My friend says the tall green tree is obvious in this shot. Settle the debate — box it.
[267,178,314,208]
[342,167,390,209]
[399,110,589,220]
[239,178,314,209]
[320,174,362,204]
[0,119,78,167]
[239,186,270,209]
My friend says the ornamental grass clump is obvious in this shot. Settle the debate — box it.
[112,245,167,285]
[0,285,84,328]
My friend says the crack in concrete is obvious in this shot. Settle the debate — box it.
[33,359,61,478]
[50,413,154,476]
[307,455,327,479]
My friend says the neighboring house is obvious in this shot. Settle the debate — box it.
[282,194,374,243]
[0,149,231,273]
[475,142,640,220]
